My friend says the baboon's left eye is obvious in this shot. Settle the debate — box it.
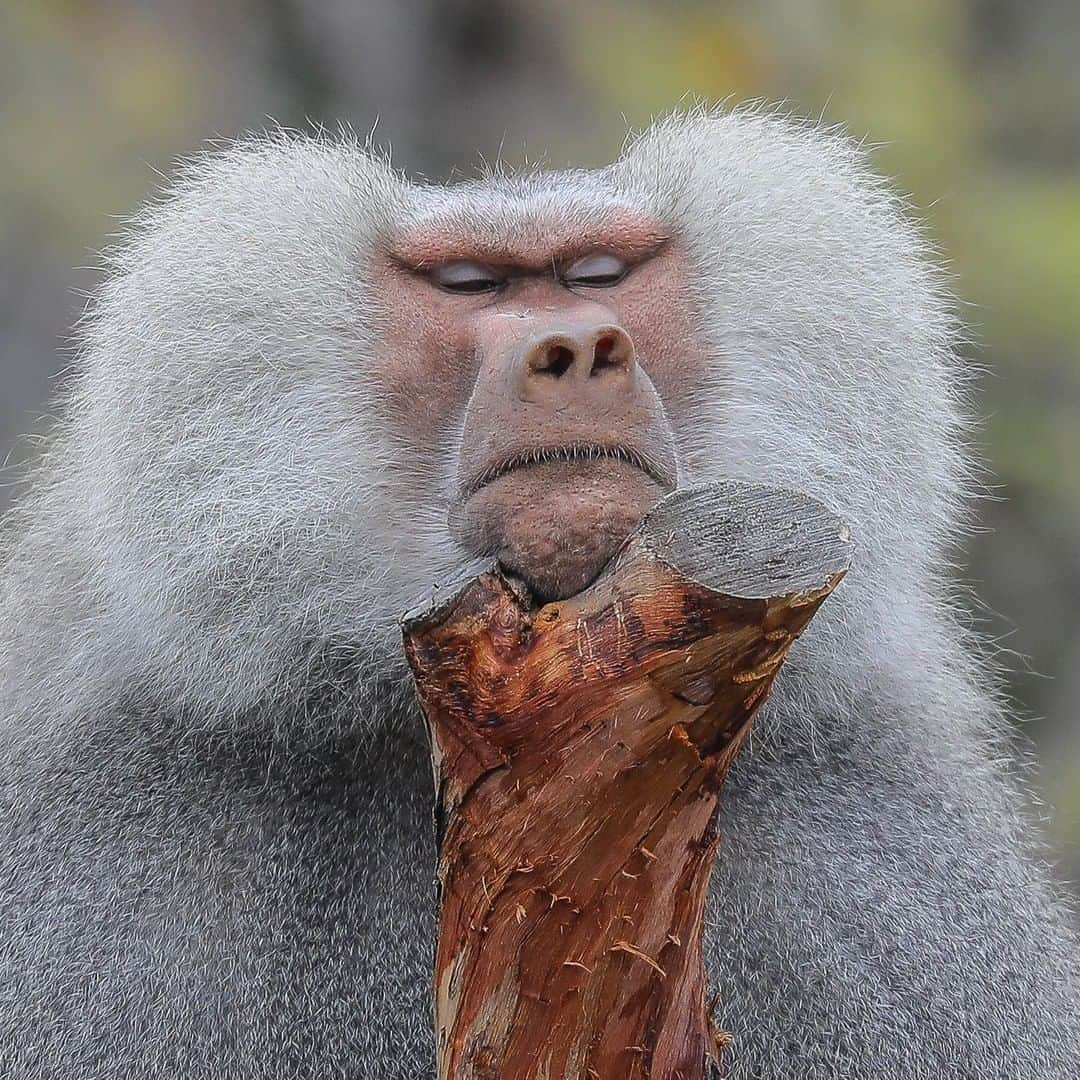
[561,253,628,288]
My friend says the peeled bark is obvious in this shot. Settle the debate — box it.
[403,482,852,1079]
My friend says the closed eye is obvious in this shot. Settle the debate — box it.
[428,260,504,294]
[560,252,628,288]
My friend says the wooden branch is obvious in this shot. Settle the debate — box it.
[403,482,852,1079]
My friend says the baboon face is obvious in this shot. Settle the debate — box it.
[369,207,707,602]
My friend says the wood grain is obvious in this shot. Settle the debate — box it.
[404,482,852,1079]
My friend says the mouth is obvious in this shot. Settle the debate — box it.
[462,443,676,500]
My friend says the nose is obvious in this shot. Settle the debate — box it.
[523,323,635,382]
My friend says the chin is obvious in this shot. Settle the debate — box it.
[448,460,669,602]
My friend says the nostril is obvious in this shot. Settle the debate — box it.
[591,336,616,373]
[544,345,575,377]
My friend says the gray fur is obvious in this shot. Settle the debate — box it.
[1,107,1077,1077]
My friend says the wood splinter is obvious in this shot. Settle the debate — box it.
[403,481,853,1079]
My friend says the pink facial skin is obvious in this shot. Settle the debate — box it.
[369,211,709,601]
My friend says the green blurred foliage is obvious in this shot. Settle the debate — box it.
[0,1,209,252]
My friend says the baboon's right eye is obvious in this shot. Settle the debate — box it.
[429,261,504,294]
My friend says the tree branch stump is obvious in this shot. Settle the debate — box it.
[403,482,852,1079]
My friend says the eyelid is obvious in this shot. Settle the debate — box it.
[562,252,629,283]
[428,260,503,291]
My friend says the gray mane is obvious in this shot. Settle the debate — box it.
[1,108,1076,1078]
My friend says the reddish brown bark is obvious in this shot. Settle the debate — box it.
[404,483,852,1079]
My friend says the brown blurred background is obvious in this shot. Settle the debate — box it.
[1,0,1078,881]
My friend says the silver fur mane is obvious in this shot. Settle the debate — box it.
[1,108,1076,1079]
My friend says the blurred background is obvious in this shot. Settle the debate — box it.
[1,0,1078,880]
